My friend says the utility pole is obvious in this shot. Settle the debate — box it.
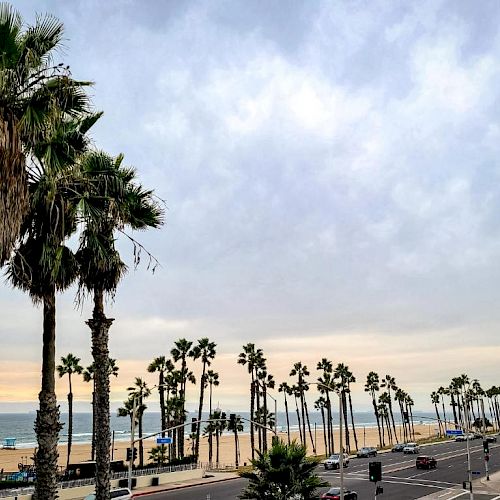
[480,398,490,481]
[128,396,137,491]
[463,390,473,500]
[339,390,344,500]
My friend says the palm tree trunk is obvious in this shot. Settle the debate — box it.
[441,398,448,432]
[320,406,327,455]
[91,387,96,461]
[408,404,415,440]
[284,394,291,445]
[326,391,333,454]
[450,394,458,428]
[87,288,114,500]
[0,115,27,265]
[138,405,144,467]
[434,403,442,436]
[342,392,350,452]
[388,399,398,443]
[209,384,213,463]
[294,395,303,444]
[262,384,268,452]
[304,399,316,454]
[234,427,239,467]
[67,373,73,470]
[216,428,220,465]
[159,372,166,461]
[348,391,358,451]
[371,394,382,448]
[256,380,262,452]
[195,364,206,459]
[250,377,255,460]
[33,289,61,500]
[300,389,306,450]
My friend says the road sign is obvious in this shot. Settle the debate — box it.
[472,471,481,475]
[156,437,173,444]
[446,429,463,436]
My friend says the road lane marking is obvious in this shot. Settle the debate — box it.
[446,492,467,500]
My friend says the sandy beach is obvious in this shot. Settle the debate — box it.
[0,423,437,472]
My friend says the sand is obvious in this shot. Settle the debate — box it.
[0,423,438,472]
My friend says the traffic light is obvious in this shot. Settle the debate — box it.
[229,413,236,426]
[376,485,384,495]
[126,447,138,461]
[369,461,382,482]
[191,417,197,433]
[483,440,489,454]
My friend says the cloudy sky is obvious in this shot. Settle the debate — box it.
[2,0,500,413]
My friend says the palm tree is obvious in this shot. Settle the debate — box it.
[291,384,303,444]
[171,338,193,457]
[147,357,173,444]
[127,378,151,468]
[189,338,216,459]
[437,386,448,433]
[239,439,327,500]
[238,343,265,459]
[317,358,334,454]
[365,372,382,448]
[7,112,99,499]
[0,4,91,266]
[227,414,243,467]
[449,379,460,428]
[57,354,83,470]
[76,151,162,496]
[377,403,388,446]
[83,359,119,461]
[378,393,393,443]
[290,362,310,450]
[406,394,415,440]
[333,363,351,452]
[206,370,219,463]
[148,446,167,466]
[278,382,292,445]
[395,388,408,442]
[431,391,442,436]
[206,409,227,465]
[257,369,275,452]
[314,396,328,455]
[381,375,398,443]
[345,368,358,451]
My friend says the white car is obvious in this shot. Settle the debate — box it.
[324,454,350,470]
[403,443,420,454]
[84,488,132,500]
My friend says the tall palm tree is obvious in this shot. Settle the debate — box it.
[437,386,448,433]
[57,354,83,470]
[238,343,265,459]
[227,414,243,467]
[83,359,119,461]
[431,391,442,436]
[206,370,219,463]
[314,396,328,455]
[0,3,91,266]
[406,394,415,440]
[395,388,408,442]
[278,382,291,445]
[365,372,382,448]
[317,358,334,454]
[291,384,303,444]
[257,370,275,452]
[147,357,174,442]
[171,338,193,457]
[127,378,151,468]
[333,363,351,452]
[7,111,99,499]
[378,393,393,443]
[448,379,460,428]
[290,362,310,450]
[76,151,162,497]
[189,338,216,458]
[381,375,398,443]
[344,368,358,451]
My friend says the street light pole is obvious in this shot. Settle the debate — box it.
[462,390,473,500]
[127,396,137,491]
[339,391,344,500]
[480,398,490,481]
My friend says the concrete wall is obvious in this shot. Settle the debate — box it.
[3,468,205,500]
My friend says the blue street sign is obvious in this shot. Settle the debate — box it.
[156,437,173,444]
[446,430,463,436]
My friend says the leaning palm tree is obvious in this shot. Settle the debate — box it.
[83,359,119,461]
[0,3,91,266]
[127,378,151,468]
[7,111,99,500]
[57,354,83,469]
[76,151,163,498]
[206,370,219,463]
[189,338,217,459]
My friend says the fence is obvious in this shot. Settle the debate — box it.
[0,462,201,498]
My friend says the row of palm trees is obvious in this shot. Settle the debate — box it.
[0,5,163,500]
[431,375,500,435]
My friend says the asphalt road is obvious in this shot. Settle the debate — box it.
[137,439,500,499]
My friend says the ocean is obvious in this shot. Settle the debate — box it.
[0,410,437,449]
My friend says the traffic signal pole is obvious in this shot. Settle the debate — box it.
[480,399,490,481]
[462,391,473,500]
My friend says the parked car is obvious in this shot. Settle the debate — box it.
[486,435,497,443]
[392,443,406,452]
[324,454,350,470]
[403,443,420,454]
[357,446,377,458]
[455,433,475,442]
[84,488,132,500]
[320,487,358,499]
[416,455,437,469]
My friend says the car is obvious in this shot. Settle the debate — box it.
[84,488,132,500]
[392,443,406,452]
[486,435,497,443]
[473,433,483,440]
[403,443,420,454]
[416,455,437,469]
[323,454,349,470]
[455,433,475,442]
[320,487,358,499]
[357,446,377,458]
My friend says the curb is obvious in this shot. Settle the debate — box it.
[131,475,241,497]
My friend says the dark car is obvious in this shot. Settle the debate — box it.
[357,446,377,458]
[320,487,358,500]
[392,443,406,452]
[416,455,437,469]
[486,435,497,443]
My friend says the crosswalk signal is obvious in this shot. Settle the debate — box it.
[369,461,382,482]
[483,440,489,454]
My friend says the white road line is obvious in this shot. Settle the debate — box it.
[446,492,467,500]
[490,495,500,500]
[437,490,456,498]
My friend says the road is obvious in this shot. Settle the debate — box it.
[137,439,500,499]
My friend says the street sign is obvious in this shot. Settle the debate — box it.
[446,430,463,436]
[472,471,481,475]
[156,437,173,444]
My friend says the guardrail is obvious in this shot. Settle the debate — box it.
[0,462,201,497]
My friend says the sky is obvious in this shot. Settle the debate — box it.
[2,0,500,414]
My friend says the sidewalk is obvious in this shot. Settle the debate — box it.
[478,468,500,495]
[131,471,241,497]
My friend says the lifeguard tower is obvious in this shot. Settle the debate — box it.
[2,438,16,449]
